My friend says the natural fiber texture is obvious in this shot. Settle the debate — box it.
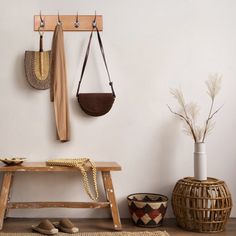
[46,158,99,201]
[0,231,169,236]
[34,52,50,80]
[50,23,70,142]
[24,51,51,90]
[127,194,168,227]
[35,219,55,230]
[172,177,232,233]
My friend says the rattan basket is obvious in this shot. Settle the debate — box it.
[127,193,168,227]
[172,177,232,233]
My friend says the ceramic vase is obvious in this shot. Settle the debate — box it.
[194,142,207,181]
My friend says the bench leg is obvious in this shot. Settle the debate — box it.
[102,171,122,231]
[0,172,13,230]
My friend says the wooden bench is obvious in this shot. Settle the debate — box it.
[0,162,122,230]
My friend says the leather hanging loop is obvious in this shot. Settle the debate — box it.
[38,25,44,52]
[39,35,43,52]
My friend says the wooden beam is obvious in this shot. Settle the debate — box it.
[102,171,122,230]
[0,172,13,230]
[8,201,110,209]
[34,15,103,31]
[0,162,122,172]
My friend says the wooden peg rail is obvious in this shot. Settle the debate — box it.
[34,15,103,32]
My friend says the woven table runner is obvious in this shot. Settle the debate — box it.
[0,231,169,236]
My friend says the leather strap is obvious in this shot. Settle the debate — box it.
[76,26,116,97]
[39,35,43,52]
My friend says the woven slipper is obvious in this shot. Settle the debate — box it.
[53,218,79,234]
[32,219,58,235]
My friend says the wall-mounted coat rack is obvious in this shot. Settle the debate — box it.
[34,14,103,32]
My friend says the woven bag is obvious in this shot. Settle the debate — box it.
[24,29,51,90]
[46,158,99,201]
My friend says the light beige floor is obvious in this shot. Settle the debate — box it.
[0,218,235,235]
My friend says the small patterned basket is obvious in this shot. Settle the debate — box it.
[127,193,168,227]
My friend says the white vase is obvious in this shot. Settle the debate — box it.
[194,142,207,181]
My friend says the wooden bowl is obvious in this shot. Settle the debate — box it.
[0,158,26,166]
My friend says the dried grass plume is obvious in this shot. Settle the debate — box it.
[168,74,222,143]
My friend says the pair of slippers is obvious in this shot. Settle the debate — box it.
[32,218,79,235]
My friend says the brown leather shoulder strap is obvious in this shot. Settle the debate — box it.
[76,26,115,97]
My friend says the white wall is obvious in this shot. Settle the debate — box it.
[0,0,235,218]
